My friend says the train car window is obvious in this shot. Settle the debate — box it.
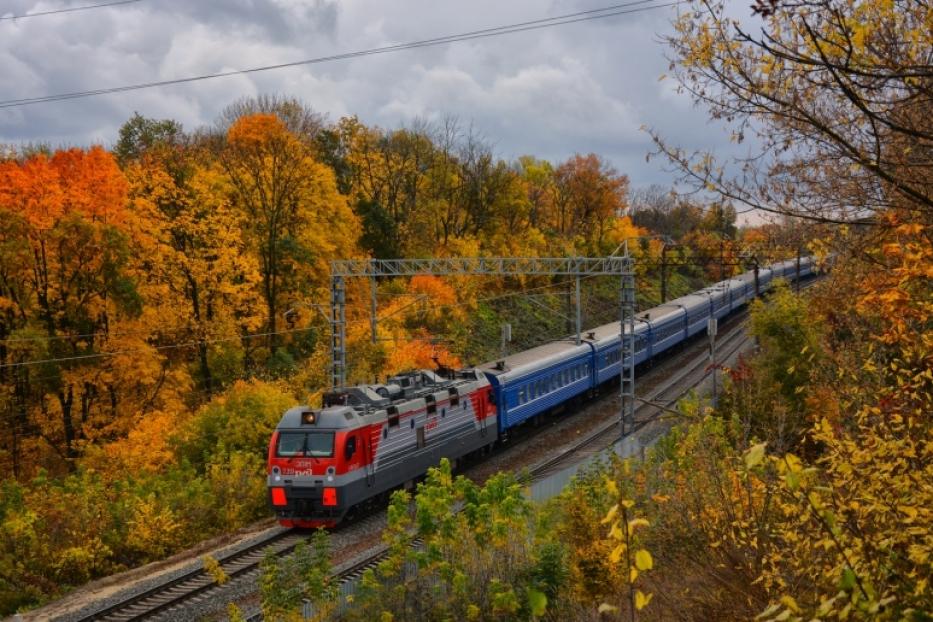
[426,395,437,415]
[518,387,526,404]
[345,435,357,460]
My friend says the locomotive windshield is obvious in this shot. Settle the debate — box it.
[276,432,334,457]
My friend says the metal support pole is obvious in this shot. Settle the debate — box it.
[753,258,760,298]
[620,257,636,437]
[501,323,511,359]
[330,276,347,388]
[370,274,378,344]
[719,239,725,281]
[575,272,582,345]
[660,245,668,303]
[795,248,801,293]
[708,317,718,408]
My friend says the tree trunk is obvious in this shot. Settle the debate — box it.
[57,384,77,469]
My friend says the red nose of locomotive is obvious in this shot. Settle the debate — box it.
[267,407,351,528]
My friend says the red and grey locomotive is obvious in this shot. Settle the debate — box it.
[267,368,495,527]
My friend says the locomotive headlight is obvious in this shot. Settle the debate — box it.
[301,411,317,425]
[327,474,334,482]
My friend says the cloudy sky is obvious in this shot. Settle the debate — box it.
[0,0,751,195]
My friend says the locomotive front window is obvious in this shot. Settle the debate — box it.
[306,433,335,457]
[276,432,335,457]
[277,433,306,457]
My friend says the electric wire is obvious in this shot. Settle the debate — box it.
[0,0,682,109]
[0,0,141,21]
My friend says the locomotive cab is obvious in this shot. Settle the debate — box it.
[267,405,362,528]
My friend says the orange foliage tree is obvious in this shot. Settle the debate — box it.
[0,147,168,474]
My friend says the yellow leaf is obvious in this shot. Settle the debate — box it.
[745,442,767,469]
[598,603,619,614]
[630,566,638,582]
[635,590,653,610]
[780,595,800,613]
[899,505,919,522]
[635,549,653,571]
[601,504,619,525]
[609,521,623,541]
[609,543,626,564]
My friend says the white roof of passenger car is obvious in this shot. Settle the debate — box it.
[666,293,711,313]
[639,304,686,324]
[478,339,593,381]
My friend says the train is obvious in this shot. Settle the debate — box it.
[267,257,814,527]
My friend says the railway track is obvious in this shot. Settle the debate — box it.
[75,529,304,622]
[76,279,818,621]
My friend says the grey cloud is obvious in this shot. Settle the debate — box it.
[0,0,740,189]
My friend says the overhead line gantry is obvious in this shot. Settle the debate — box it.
[329,256,639,436]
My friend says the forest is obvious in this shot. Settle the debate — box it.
[1,0,931,618]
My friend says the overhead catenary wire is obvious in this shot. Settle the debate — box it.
[0,0,682,109]
[0,0,141,21]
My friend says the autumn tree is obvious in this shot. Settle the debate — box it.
[654,0,933,224]
[0,147,152,472]
[553,154,629,249]
[515,155,557,231]
[220,113,358,362]
[215,94,325,146]
[113,112,183,166]
[120,115,260,394]
[336,116,437,257]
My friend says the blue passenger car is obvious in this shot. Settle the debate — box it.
[641,305,687,357]
[479,340,595,432]
[667,293,712,338]
[586,319,651,384]
[698,283,731,320]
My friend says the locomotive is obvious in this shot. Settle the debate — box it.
[267,257,814,527]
